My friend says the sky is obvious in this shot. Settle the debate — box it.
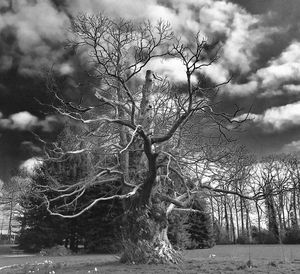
[1,0,300,183]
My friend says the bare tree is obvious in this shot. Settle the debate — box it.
[34,13,245,263]
[285,155,300,229]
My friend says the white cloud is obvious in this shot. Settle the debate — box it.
[0,0,69,75]
[223,14,272,73]
[224,80,258,97]
[199,1,236,34]
[283,84,300,94]
[259,84,300,97]
[10,111,38,130]
[19,157,43,175]
[232,112,259,123]
[10,1,68,50]
[203,63,230,84]
[65,0,275,90]
[256,41,300,88]
[262,102,300,131]
[68,0,174,24]
[0,112,58,132]
[281,140,300,154]
[59,63,75,76]
[0,111,37,131]
[235,101,300,132]
[173,0,274,87]
[228,40,300,98]
[259,89,284,97]
[144,58,197,83]
[198,1,272,73]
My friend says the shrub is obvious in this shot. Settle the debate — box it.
[236,232,250,244]
[187,197,215,249]
[213,223,231,245]
[168,211,191,249]
[283,227,300,244]
[18,227,64,253]
[251,227,279,244]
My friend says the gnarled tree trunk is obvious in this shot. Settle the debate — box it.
[121,71,180,264]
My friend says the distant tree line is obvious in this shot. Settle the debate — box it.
[211,154,300,245]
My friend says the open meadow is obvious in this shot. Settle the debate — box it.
[2,245,300,273]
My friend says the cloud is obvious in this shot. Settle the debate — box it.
[234,101,300,132]
[59,62,75,76]
[199,1,274,73]
[283,84,300,94]
[169,0,276,90]
[0,111,36,130]
[259,83,300,97]
[259,89,284,97]
[173,0,276,79]
[10,111,38,130]
[0,55,13,72]
[144,58,197,83]
[1,0,298,167]
[64,0,275,86]
[0,0,10,9]
[224,80,258,96]
[68,0,178,22]
[281,140,300,154]
[0,0,277,93]
[0,111,59,132]
[256,41,300,88]
[0,0,69,75]
[202,63,230,84]
[38,115,59,132]
[225,40,300,98]
[19,157,43,175]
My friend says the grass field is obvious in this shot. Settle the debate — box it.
[2,245,300,273]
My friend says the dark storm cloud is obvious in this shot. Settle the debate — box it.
[0,0,73,182]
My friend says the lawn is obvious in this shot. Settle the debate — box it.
[2,245,300,273]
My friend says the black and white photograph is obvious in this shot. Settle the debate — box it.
[1,0,300,273]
